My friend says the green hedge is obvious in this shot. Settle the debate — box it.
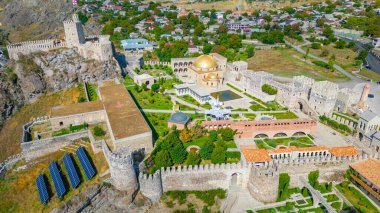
[261,84,278,95]
[319,115,352,133]
[226,151,241,159]
[312,60,332,69]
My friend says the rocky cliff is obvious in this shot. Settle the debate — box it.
[0,0,74,42]
[0,48,119,127]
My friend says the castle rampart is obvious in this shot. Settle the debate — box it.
[102,142,138,195]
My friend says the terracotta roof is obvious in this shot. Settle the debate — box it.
[51,101,104,117]
[99,84,151,140]
[291,146,329,152]
[329,146,360,157]
[268,147,292,154]
[350,158,380,188]
[241,148,272,163]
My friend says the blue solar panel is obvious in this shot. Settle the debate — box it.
[63,153,81,189]
[36,174,49,204]
[49,161,66,198]
[76,146,96,180]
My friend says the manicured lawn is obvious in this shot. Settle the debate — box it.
[255,137,314,149]
[244,113,257,120]
[183,136,210,148]
[247,47,350,81]
[263,111,298,119]
[331,202,342,211]
[176,102,195,111]
[225,141,238,148]
[324,194,339,202]
[129,89,173,110]
[124,74,135,86]
[336,182,379,213]
[178,95,212,109]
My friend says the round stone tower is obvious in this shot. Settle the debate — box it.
[102,142,138,202]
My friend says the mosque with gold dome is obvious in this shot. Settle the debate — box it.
[171,53,228,104]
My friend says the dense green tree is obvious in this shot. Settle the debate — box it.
[356,50,368,61]
[308,170,320,188]
[185,151,201,165]
[170,143,187,164]
[155,150,172,168]
[211,146,226,164]
[219,127,236,141]
[151,83,160,92]
[199,141,214,160]
[335,39,346,49]
[208,130,218,142]
[278,173,291,201]
[246,44,255,58]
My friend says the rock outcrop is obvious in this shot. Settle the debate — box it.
[0,48,119,127]
[0,0,74,42]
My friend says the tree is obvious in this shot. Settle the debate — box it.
[211,146,226,164]
[335,39,346,49]
[302,187,309,197]
[246,44,255,58]
[92,126,106,137]
[199,141,214,160]
[308,170,320,188]
[322,26,334,38]
[141,83,148,91]
[219,127,236,141]
[316,18,325,27]
[208,130,218,142]
[190,124,203,139]
[170,143,187,164]
[155,150,172,168]
[179,127,191,143]
[185,151,201,165]
[304,48,310,60]
[161,131,181,149]
[278,173,291,201]
[356,50,368,61]
[217,25,228,34]
[151,83,160,92]
[311,43,321,49]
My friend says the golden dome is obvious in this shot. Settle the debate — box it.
[193,55,217,69]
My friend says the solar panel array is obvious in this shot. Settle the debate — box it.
[76,146,96,180]
[63,153,81,189]
[49,161,66,198]
[36,174,49,204]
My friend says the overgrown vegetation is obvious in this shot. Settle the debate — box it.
[319,115,352,134]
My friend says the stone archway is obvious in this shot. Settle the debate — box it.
[273,133,287,137]
[254,134,269,138]
[293,131,306,136]
[230,173,242,186]
[298,102,303,111]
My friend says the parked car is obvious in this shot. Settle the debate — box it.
[368,94,375,98]
[376,81,380,84]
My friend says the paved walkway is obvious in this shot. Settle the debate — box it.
[223,185,264,213]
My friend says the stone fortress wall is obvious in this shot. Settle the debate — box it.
[101,142,138,194]
[6,14,113,62]
[138,152,377,204]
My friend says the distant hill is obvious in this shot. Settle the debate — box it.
[0,0,74,42]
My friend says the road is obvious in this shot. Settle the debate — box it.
[339,36,380,75]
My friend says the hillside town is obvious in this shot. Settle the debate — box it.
[0,0,380,212]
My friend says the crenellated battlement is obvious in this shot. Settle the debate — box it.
[160,162,252,175]
[7,14,113,62]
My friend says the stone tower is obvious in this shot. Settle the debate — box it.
[357,83,370,110]
[63,14,86,47]
[102,142,138,202]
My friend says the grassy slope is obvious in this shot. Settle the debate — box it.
[0,85,84,162]
[247,48,349,81]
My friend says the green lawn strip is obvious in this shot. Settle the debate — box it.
[231,108,248,111]
[336,182,379,213]
[129,89,173,110]
[225,141,237,148]
[255,137,314,149]
[183,136,210,148]
[85,83,98,101]
[226,83,243,93]
[244,113,257,120]
[331,202,342,211]
[144,112,171,138]
[262,111,298,119]
[177,95,211,109]
[324,194,340,202]
[332,112,358,123]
